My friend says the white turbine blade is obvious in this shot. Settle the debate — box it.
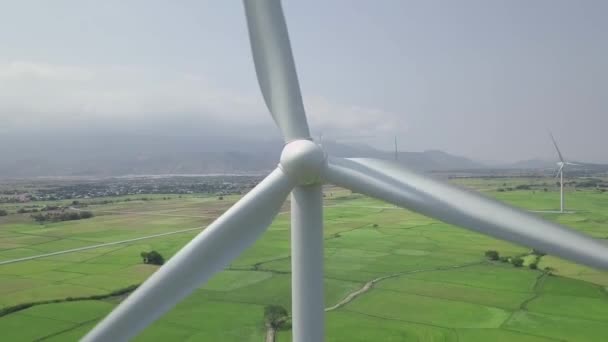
[565,162,581,166]
[324,158,608,270]
[549,132,565,163]
[82,168,294,342]
[554,163,564,178]
[244,0,311,141]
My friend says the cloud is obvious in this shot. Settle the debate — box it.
[0,61,405,140]
[0,61,258,124]
[305,96,407,139]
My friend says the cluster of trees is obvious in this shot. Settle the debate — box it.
[17,205,63,214]
[485,250,540,269]
[527,249,546,270]
[0,209,7,216]
[140,251,165,265]
[31,210,94,223]
[497,184,535,192]
[18,207,39,214]
[574,178,608,188]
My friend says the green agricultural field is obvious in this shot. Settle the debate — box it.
[1,178,607,341]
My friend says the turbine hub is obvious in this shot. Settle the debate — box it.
[280,139,326,185]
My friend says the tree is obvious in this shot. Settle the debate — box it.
[529,263,538,270]
[484,250,499,261]
[264,305,289,329]
[141,250,165,265]
[65,212,80,221]
[0,209,7,216]
[511,257,524,267]
[531,249,546,256]
[32,213,46,222]
[79,211,94,219]
[140,251,149,263]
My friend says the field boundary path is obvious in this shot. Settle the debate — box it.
[0,226,205,265]
[325,261,483,312]
[1,203,394,266]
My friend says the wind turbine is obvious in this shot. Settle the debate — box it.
[394,136,399,161]
[83,2,608,341]
[550,132,579,213]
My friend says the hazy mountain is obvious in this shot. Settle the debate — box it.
[504,159,557,170]
[3,133,605,178]
[0,134,485,178]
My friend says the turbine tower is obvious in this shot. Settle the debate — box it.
[83,2,608,341]
[550,132,579,213]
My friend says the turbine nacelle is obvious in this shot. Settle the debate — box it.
[280,139,327,185]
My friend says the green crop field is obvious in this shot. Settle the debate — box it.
[1,178,607,341]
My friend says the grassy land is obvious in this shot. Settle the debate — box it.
[0,178,607,341]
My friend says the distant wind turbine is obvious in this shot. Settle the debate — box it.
[83,2,608,341]
[394,136,398,161]
[549,132,579,213]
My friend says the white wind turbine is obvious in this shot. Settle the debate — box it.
[550,132,579,213]
[84,2,608,341]
[394,136,399,161]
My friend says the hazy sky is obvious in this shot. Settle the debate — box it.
[1,0,607,163]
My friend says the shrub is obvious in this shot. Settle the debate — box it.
[141,250,165,265]
[65,212,80,220]
[79,211,94,219]
[31,213,46,222]
[531,249,546,256]
[511,257,524,267]
[499,256,509,263]
[529,263,538,270]
[484,250,499,261]
[0,209,7,216]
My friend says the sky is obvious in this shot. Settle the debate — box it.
[0,0,607,163]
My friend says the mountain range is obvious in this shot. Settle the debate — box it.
[0,135,603,178]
